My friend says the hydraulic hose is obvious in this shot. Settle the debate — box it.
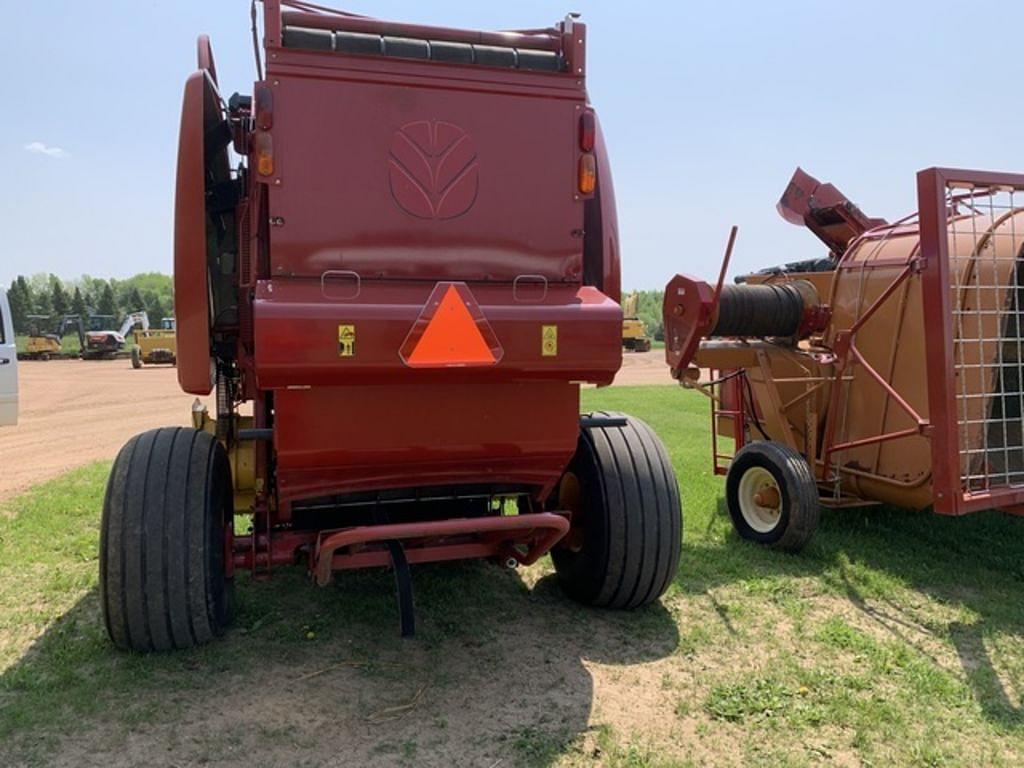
[710,282,810,338]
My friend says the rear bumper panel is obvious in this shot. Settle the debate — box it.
[253,280,621,387]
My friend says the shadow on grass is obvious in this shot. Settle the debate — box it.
[681,496,1024,729]
[1,560,678,767]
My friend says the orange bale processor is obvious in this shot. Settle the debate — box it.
[664,167,1024,550]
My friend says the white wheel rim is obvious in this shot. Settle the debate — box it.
[737,466,782,534]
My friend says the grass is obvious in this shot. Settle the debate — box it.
[3,386,1024,766]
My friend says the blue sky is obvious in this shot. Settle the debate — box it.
[3,1,1023,290]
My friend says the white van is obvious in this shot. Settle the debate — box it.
[0,288,18,425]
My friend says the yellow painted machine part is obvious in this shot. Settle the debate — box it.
[190,402,257,513]
[26,336,61,355]
[622,318,648,340]
[134,330,178,362]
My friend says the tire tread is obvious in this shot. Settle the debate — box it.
[100,427,232,651]
[553,411,682,610]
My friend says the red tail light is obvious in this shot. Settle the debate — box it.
[255,84,273,130]
[579,111,595,152]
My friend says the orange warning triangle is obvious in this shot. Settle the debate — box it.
[406,284,497,366]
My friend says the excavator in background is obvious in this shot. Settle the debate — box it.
[131,316,177,368]
[621,291,653,352]
[21,315,86,360]
[83,311,149,360]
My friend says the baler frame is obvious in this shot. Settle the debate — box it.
[99,1,684,652]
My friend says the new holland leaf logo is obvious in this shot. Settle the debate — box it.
[388,120,479,220]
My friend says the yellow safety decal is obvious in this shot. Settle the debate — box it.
[541,324,558,357]
[338,324,356,357]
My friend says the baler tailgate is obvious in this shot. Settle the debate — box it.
[261,68,585,284]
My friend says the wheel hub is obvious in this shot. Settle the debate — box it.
[737,466,782,533]
[558,471,585,552]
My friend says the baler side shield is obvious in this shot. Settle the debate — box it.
[174,71,214,395]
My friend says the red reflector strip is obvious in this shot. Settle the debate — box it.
[400,282,503,368]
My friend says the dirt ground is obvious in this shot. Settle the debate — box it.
[1,352,669,498]
[610,348,670,386]
[0,360,213,499]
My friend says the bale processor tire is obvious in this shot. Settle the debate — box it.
[552,411,682,609]
[100,427,234,652]
[131,346,142,369]
[725,441,819,552]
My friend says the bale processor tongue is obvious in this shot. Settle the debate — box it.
[663,166,1024,554]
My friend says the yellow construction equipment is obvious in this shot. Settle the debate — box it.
[131,317,177,368]
[621,292,652,352]
[22,315,85,360]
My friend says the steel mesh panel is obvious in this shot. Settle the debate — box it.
[944,186,1024,492]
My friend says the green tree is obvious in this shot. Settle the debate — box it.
[33,284,52,317]
[629,289,665,341]
[71,286,88,318]
[127,287,146,314]
[49,275,70,316]
[97,283,117,317]
[145,291,167,326]
[7,278,30,333]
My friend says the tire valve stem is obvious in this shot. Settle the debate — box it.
[504,556,519,570]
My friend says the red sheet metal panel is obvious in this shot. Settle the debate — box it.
[273,380,580,502]
[253,280,621,387]
[174,71,213,395]
[260,63,586,283]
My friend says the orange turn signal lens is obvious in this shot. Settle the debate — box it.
[578,153,596,195]
[254,130,274,177]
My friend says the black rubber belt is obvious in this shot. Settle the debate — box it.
[373,508,415,637]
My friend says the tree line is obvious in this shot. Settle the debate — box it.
[628,289,665,341]
[5,273,174,334]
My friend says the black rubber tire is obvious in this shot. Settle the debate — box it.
[131,346,142,369]
[100,427,234,652]
[725,441,819,552]
[552,411,682,609]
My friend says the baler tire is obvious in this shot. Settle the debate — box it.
[131,346,142,369]
[725,441,819,552]
[552,411,682,609]
[100,427,234,652]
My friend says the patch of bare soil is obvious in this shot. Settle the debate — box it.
[1,360,210,498]
[22,570,690,768]
[612,349,671,386]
